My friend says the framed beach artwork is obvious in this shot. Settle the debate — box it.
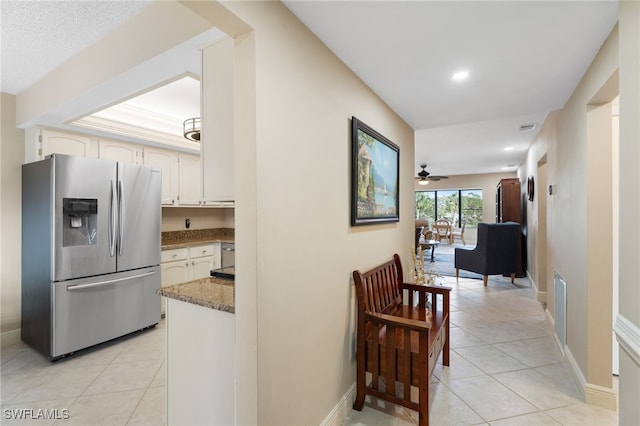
[351,116,400,226]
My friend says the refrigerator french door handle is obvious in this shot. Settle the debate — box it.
[109,180,117,257]
[117,179,125,256]
[66,271,156,291]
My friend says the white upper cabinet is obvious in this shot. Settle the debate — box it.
[37,129,98,161]
[25,118,227,207]
[98,139,142,164]
[201,37,234,203]
[178,153,202,206]
[144,146,179,206]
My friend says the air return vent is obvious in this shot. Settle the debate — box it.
[519,123,537,132]
[554,272,567,347]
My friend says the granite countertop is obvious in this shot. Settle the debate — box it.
[162,228,234,250]
[158,277,235,313]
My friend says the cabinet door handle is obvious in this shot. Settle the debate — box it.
[172,253,178,258]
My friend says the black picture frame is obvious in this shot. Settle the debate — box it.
[351,116,400,226]
[527,176,535,202]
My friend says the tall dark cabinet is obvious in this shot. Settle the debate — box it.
[496,178,522,223]
[496,178,524,277]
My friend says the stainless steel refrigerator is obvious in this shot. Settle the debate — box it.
[22,154,161,360]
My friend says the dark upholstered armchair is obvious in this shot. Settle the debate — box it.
[454,222,520,286]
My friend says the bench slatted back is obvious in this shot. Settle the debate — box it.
[353,254,404,315]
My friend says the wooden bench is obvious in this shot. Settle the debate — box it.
[352,253,451,426]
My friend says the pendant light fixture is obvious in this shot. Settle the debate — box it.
[183,117,201,141]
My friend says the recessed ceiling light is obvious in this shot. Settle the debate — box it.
[452,70,469,81]
[504,147,514,151]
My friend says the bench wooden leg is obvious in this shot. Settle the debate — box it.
[353,371,365,410]
[455,268,459,279]
[511,273,515,284]
[418,334,429,426]
[353,336,366,411]
[443,330,450,367]
[483,275,488,286]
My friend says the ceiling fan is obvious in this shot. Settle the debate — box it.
[416,163,449,186]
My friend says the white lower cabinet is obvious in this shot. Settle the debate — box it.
[160,243,221,315]
[166,298,235,425]
[160,248,188,315]
[188,243,220,279]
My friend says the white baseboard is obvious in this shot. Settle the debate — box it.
[544,308,555,332]
[585,383,618,411]
[1,328,21,348]
[321,382,356,426]
[527,271,547,303]
[561,342,617,410]
[614,313,640,367]
[536,290,547,303]
[564,345,587,400]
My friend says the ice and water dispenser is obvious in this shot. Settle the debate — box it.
[62,198,98,246]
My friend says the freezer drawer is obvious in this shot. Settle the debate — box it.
[51,266,160,358]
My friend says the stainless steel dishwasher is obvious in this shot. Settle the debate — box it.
[221,243,235,268]
[211,243,235,279]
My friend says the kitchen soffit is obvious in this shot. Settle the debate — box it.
[72,75,201,150]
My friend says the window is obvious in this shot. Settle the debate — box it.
[436,190,458,224]
[415,191,434,221]
[415,189,483,227]
[460,190,482,227]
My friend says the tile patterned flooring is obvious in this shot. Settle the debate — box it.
[343,259,619,425]
[1,321,165,425]
[1,250,619,425]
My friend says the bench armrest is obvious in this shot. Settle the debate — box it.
[365,311,431,332]
[403,283,452,295]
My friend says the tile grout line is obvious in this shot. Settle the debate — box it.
[436,373,491,424]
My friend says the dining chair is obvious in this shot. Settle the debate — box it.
[451,220,467,245]
[434,218,452,244]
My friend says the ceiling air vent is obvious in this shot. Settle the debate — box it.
[519,123,537,132]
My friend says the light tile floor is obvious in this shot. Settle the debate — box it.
[343,243,619,426]
[1,245,620,426]
[1,321,165,425]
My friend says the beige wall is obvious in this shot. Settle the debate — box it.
[219,3,415,424]
[161,208,234,231]
[1,93,24,339]
[518,112,553,298]
[552,25,617,384]
[519,22,621,408]
[617,1,640,423]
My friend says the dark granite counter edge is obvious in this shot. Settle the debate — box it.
[161,238,234,250]
[157,277,235,314]
[162,228,234,249]
[159,289,235,314]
